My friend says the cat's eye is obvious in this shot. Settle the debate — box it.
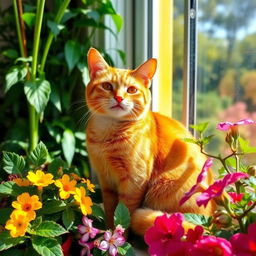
[102,82,113,91]
[127,86,138,94]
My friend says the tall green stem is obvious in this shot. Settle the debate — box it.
[13,0,25,57]
[40,0,70,71]
[29,0,46,152]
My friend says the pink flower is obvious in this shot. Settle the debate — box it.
[189,236,233,256]
[230,223,256,255]
[113,224,125,236]
[98,230,125,256]
[196,172,249,207]
[186,225,204,244]
[228,192,244,204]
[78,216,99,243]
[180,158,213,206]
[79,241,94,256]
[217,119,255,131]
[144,213,187,256]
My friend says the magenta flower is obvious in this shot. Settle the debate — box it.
[144,213,187,256]
[79,241,94,256]
[217,119,255,131]
[180,158,213,206]
[196,172,249,208]
[230,223,256,255]
[78,216,99,243]
[98,229,125,256]
[186,225,204,244]
[189,236,233,256]
[228,192,244,204]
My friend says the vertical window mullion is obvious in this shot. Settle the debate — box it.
[183,0,198,134]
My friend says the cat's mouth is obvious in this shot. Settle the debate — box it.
[110,104,124,110]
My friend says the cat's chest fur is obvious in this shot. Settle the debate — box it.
[86,115,153,185]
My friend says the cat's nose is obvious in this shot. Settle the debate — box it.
[114,96,123,103]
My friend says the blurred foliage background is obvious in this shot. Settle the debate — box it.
[0,0,124,179]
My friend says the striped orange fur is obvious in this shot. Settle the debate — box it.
[85,48,215,235]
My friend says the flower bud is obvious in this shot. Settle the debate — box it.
[247,166,256,177]
[213,210,232,228]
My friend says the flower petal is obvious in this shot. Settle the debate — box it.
[98,240,109,251]
[109,245,118,256]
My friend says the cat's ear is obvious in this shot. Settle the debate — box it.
[87,48,109,79]
[131,58,157,87]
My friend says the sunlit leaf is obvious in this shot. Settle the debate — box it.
[5,66,27,93]
[24,79,51,114]
[3,151,25,175]
[62,129,75,166]
[22,13,36,28]
[64,40,81,73]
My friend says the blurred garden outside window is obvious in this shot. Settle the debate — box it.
[173,0,256,157]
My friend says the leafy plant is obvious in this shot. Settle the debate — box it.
[0,0,125,177]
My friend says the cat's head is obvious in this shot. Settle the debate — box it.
[86,48,157,121]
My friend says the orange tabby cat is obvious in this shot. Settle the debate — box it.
[85,48,215,235]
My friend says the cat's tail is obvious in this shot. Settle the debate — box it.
[130,208,196,236]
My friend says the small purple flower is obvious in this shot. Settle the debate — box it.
[180,158,213,206]
[78,216,99,243]
[79,241,94,256]
[98,230,125,256]
[196,172,249,207]
[217,119,255,131]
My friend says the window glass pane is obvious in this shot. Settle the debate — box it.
[197,0,256,157]
[173,0,184,121]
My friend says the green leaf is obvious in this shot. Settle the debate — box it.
[40,200,66,214]
[118,243,135,256]
[114,202,130,229]
[64,40,81,73]
[62,129,75,166]
[30,221,67,237]
[5,66,27,93]
[24,79,51,115]
[0,182,36,196]
[215,230,233,239]
[31,216,43,229]
[61,9,78,23]
[77,62,90,85]
[2,49,18,59]
[183,138,198,144]
[32,236,63,256]
[0,231,26,252]
[116,49,126,65]
[47,20,65,37]
[201,135,214,145]
[15,56,32,63]
[239,137,256,153]
[48,157,66,177]
[62,208,75,230]
[184,213,211,226]
[29,141,48,166]
[3,151,25,175]
[110,14,123,32]
[0,208,12,224]
[22,13,36,28]
[91,204,106,221]
[50,86,62,112]
[190,122,209,133]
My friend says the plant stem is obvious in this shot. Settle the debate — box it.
[40,0,70,72]
[13,0,25,57]
[28,0,46,152]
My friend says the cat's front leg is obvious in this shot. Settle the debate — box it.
[118,181,147,216]
[100,182,119,229]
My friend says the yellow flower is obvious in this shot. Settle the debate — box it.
[74,187,93,215]
[81,178,95,193]
[13,178,31,186]
[5,211,30,237]
[12,192,42,221]
[55,174,77,199]
[27,170,54,187]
